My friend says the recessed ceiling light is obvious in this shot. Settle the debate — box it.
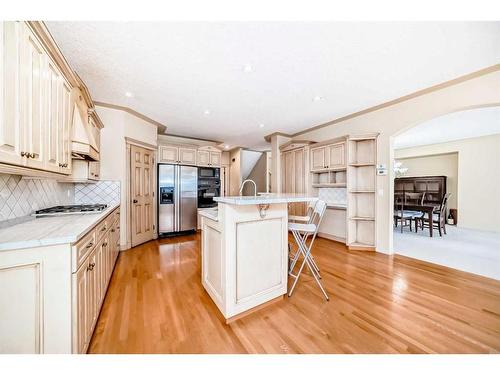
[259,123,265,128]
[224,145,229,149]
[125,91,133,98]
[243,64,253,73]
[204,110,211,115]
[313,96,324,102]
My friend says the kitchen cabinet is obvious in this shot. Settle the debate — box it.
[63,159,99,182]
[0,206,120,353]
[0,21,77,176]
[197,146,221,167]
[281,147,307,216]
[179,147,197,165]
[159,145,178,163]
[310,141,345,171]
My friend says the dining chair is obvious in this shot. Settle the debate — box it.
[393,193,423,232]
[417,193,451,236]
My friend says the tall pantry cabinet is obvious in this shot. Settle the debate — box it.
[280,141,312,216]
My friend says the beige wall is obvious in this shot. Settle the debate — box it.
[273,68,500,253]
[395,134,500,232]
[97,105,158,249]
[245,153,267,195]
[395,152,458,210]
[229,148,241,196]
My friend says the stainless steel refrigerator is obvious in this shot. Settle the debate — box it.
[158,164,198,235]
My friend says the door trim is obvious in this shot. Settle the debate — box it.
[125,138,157,250]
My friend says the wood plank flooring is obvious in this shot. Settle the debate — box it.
[88,233,500,353]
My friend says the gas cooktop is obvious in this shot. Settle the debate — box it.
[33,204,108,217]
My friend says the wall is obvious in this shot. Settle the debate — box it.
[273,67,500,253]
[0,174,73,225]
[229,148,241,196]
[74,181,121,205]
[395,134,500,232]
[395,152,458,210]
[97,105,158,249]
[244,152,267,195]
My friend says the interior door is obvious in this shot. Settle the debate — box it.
[131,144,155,247]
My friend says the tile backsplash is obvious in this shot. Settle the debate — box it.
[0,174,121,224]
[318,187,347,204]
[0,173,74,222]
[74,180,121,205]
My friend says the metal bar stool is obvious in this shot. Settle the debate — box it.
[288,200,329,301]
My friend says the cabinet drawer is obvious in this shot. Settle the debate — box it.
[95,219,109,241]
[73,230,96,272]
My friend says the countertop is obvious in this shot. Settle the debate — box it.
[214,193,318,206]
[198,209,219,222]
[0,202,120,252]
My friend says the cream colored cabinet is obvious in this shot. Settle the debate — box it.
[310,142,346,171]
[197,146,221,167]
[159,145,178,163]
[328,143,345,169]
[1,22,75,176]
[310,146,327,171]
[281,147,306,216]
[179,147,197,165]
[0,22,24,166]
[74,259,89,354]
[20,23,45,170]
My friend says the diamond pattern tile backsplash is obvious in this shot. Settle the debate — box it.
[0,173,74,222]
[74,181,121,205]
[318,187,347,204]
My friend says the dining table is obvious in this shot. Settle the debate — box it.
[397,203,440,237]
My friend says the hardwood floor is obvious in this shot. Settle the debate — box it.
[88,233,500,354]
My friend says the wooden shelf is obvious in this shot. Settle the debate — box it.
[312,183,346,188]
[349,216,375,221]
[348,163,375,167]
[310,166,346,173]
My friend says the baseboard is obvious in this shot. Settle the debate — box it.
[348,244,376,252]
[318,232,346,244]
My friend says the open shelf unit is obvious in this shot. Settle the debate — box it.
[346,135,378,250]
[311,168,347,188]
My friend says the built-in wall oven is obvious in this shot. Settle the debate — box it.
[198,167,221,208]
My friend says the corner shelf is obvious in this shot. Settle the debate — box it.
[346,135,378,250]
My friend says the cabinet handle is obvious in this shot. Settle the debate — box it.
[86,242,94,249]
[133,199,138,203]
[21,151,26,157]
[103,242,108,247]
[94,174,99,177]
[87,262,95,271]
[30,153,36,158]
[111,229,115,233]
[101,226,107,232]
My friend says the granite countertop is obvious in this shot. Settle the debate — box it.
[0,202,120,252]
[214,193,318,206]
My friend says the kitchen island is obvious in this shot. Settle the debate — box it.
[199,194,318,322]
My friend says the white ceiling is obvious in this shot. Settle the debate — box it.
[394,106,500,149]
[47,22,500,150]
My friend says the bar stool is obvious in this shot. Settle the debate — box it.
[288,200,329,301]
[288,200,319,274]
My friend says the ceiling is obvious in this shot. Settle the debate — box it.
[47,22,500,150]
[394,106,500,149]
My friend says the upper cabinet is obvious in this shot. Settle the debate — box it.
[158,143,222,167]
[310,140,346,172]
[197,146,221,167]
[0,21,103,178]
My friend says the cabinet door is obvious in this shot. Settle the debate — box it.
[0,22,25,166]
[45,58,61,173]
[284,151,294,194]
[20,24,45,169]
[179,147,196,165]
[159,145,178,163]
[328,143,345,169]
[86,251,97,331]
[74,261,88,354]
[210,151,221,167]
[89,161,100,180]
[59,79,72,174]
[310,147,327,171]
[197,150,210,166]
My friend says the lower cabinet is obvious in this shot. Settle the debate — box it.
[72,210,120,354]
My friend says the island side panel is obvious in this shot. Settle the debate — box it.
[223,202,288,318]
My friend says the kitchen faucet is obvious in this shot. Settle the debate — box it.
[239,179,257,197]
